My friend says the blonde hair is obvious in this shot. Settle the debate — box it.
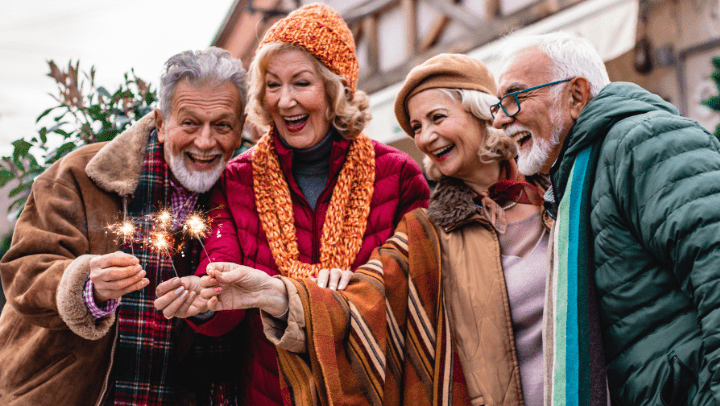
[247,42,371,139]
[422,88,517,182]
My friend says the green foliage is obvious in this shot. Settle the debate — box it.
[0,61,157,219]
[701,57,720,138]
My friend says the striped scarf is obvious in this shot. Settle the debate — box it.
[114,131,239,405]
[548,145,608,406]
[276,210,469,406]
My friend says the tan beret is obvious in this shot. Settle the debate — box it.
[394,53,496,137]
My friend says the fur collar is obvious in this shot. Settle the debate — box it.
[426,177,480,229]
[86,113,156,196]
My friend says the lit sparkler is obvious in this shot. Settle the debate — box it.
[183,212,211,261]
[154,209,174,230]
[150,230,178,278]
[108,218,137,256]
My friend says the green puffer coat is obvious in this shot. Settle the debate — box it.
[551,82,720,406]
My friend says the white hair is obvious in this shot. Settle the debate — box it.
[158,47,247,119]
[499,31,610,97]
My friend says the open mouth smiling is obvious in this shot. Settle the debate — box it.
[511,131,532,148]
[186,152,220,168]
[432,145,454,161]
[284,114,308,132]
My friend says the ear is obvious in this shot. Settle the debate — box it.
[568,77,592,120]
[154,109,166,143]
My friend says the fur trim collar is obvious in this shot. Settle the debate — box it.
[426,177,480,229]
[86,113,155,196]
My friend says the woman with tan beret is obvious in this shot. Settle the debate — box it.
[200,53,552,405]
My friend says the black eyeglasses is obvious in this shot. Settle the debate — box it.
[490,78,573,119]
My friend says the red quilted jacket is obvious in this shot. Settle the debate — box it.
[188,133,429,405]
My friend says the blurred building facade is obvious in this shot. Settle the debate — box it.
[213,0,720,169]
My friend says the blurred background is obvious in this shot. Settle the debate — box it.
[1,0,720,307]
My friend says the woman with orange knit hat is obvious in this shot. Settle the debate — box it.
[198,53,553,405]
[154,3,429,405]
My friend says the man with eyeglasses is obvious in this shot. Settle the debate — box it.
[493,32,720,406]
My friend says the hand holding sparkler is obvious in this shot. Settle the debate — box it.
[89,251,149,303]
[154,276,208,319]
[199,262,288,318]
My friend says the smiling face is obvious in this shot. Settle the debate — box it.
[263,49,331,149]
[408,89,488,184]
[155,80,243,192]
[493,47,571,175]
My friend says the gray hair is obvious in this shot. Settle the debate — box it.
[158,47,248,118]
[499,32,610,97]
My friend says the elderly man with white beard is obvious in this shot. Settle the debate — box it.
[0,47,247,406]
[492,32,720,406]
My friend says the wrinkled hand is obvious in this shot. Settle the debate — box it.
[90,251,148,303]
[200,262,288,316]
[312,268,353,290]
[154,276,207,319]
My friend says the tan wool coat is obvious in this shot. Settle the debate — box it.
[0,115,155,406]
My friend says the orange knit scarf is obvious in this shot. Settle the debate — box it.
[252,129,375,279]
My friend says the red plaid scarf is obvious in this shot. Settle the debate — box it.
[113,131,239,405]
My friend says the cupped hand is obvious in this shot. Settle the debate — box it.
[89,251,148,303]
[154,276,208,319]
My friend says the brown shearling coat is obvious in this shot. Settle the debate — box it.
[0,114,154,406]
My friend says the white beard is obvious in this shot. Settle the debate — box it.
[507,109,564,176]
[167,149,227,193]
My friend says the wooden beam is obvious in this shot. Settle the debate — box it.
[485,0,501,19]
[357,0,586,94]
[419,16,450,52]
[350,21,364,45]
[420,0,482,32]
[363,14,380,75]
[402,0,417,56]
[418,0,459,52]
[343,0,400,24]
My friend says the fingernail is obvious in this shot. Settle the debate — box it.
[172,278,181,286]
[175,286,185,295]
[180,290,188,299]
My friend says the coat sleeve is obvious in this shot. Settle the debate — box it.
[0,169,115,339]
[275,210,457,406]
[608,114,720,403]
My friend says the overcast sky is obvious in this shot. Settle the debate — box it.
[0,0,236,157]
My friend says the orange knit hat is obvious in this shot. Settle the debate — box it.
[259,3,359,94]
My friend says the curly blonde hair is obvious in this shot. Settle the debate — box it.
[422,88,517,182]
[247,42,371,139]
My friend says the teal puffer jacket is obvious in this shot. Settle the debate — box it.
[552,82,720,406]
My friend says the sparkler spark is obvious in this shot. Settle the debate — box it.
[150,230,178,278]
[108,219,138,255]
[183,212,211,261]
[155,209,174,230]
